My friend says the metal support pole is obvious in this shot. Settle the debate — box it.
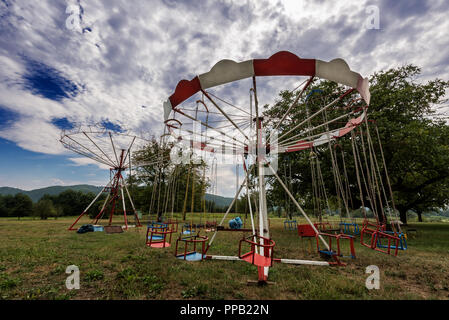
[267,163,330,251]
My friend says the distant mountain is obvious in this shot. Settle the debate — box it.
[0,185,103,202]
[0,185,234,206]
[0,187,24,196]
[204,193,233,208]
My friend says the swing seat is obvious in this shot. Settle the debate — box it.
[297,224,317,237]
[163,219,179,233]
[316,232,356,259]
[339,222,360,235]
[238,235,275,267]
[146,223,175,248]
[360,222,380,248]
[148,235,164,240]
[147,222,168,230]
[376,231,407,251]
[146,234,172,248]
[314,222,340,233]
[175,251,206,261]
[182,223,198,235]
[150,242,171,248]
[175,234,208,262]
[206,221,217,227]
[283,220,297,231]
[319,250,338,260]
[360,222,400,256]
[205,221,217,232]
[240,251,272,267]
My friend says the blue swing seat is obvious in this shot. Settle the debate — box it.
[147,222,168,230]
[284,219,297,231]
[319,249,337,256]
[376,231,407,250]
[148,235,164,240]
[339,222,360,235]
[175,252,206,261]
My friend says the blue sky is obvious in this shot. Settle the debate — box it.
[0,0,448,196]
[0,137,107,189]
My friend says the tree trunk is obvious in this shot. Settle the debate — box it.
[398,208,408,225]
[417,211,423,222]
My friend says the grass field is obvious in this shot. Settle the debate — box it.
[0,215,449,300]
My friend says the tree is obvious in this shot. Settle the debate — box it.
[11,193,33,220]
[0,195,7,217]
[0,195,15,217]
[49,190,98,217]
[33,198,57,220]
[132,136,211,220]
[367,66,449,223]
[410,176,449,222]
[264,65,449,224]
[54,204,63,220]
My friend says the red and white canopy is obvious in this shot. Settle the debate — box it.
[163,51,370,154]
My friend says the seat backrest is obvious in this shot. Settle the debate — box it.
[297,224,317,237]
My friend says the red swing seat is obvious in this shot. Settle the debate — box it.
[360,220,400,256]
[297,224,317,237]
[316,232,356,259]
[163,218,179,233]
[175,234,209,261]
[238,234,275,267]
[205,220,217,231]
[146,222,176,248]
[314,221,341,234]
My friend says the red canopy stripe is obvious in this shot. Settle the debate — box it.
[253,51,315,76]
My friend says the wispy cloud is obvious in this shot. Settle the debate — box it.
[0,0,448,195]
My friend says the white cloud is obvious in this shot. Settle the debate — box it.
[0,116,65,154]
[50,178,65,185]
[68,157,110,170]
[1,0,448,193]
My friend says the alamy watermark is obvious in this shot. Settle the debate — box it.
[65,265,80,290]
[365,265,380,289]
[365,5,380,30]
[65,5,82,33]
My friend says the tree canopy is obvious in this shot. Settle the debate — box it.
[263,65,449,224]
[131,138,211,220]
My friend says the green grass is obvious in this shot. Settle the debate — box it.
[0,215,448,300]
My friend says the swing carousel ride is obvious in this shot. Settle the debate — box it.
[60,123,163,231]
[161,51,406,284]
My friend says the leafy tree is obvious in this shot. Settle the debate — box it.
[33,198,56,220]
[11,193,33,220]
[54,204,63,220]
[132,138,209,221]
[409,176,449,222]
[366,66,449,223]
[263,65,449,224]
[48,190,98,217]
[0,195,5,217]
[0,195,15,217]
[0,195,8,217]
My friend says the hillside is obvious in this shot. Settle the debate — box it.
[204,193,233,208]
[0,185,103,202]
[0,185,234,206]
[0,187,23,196]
